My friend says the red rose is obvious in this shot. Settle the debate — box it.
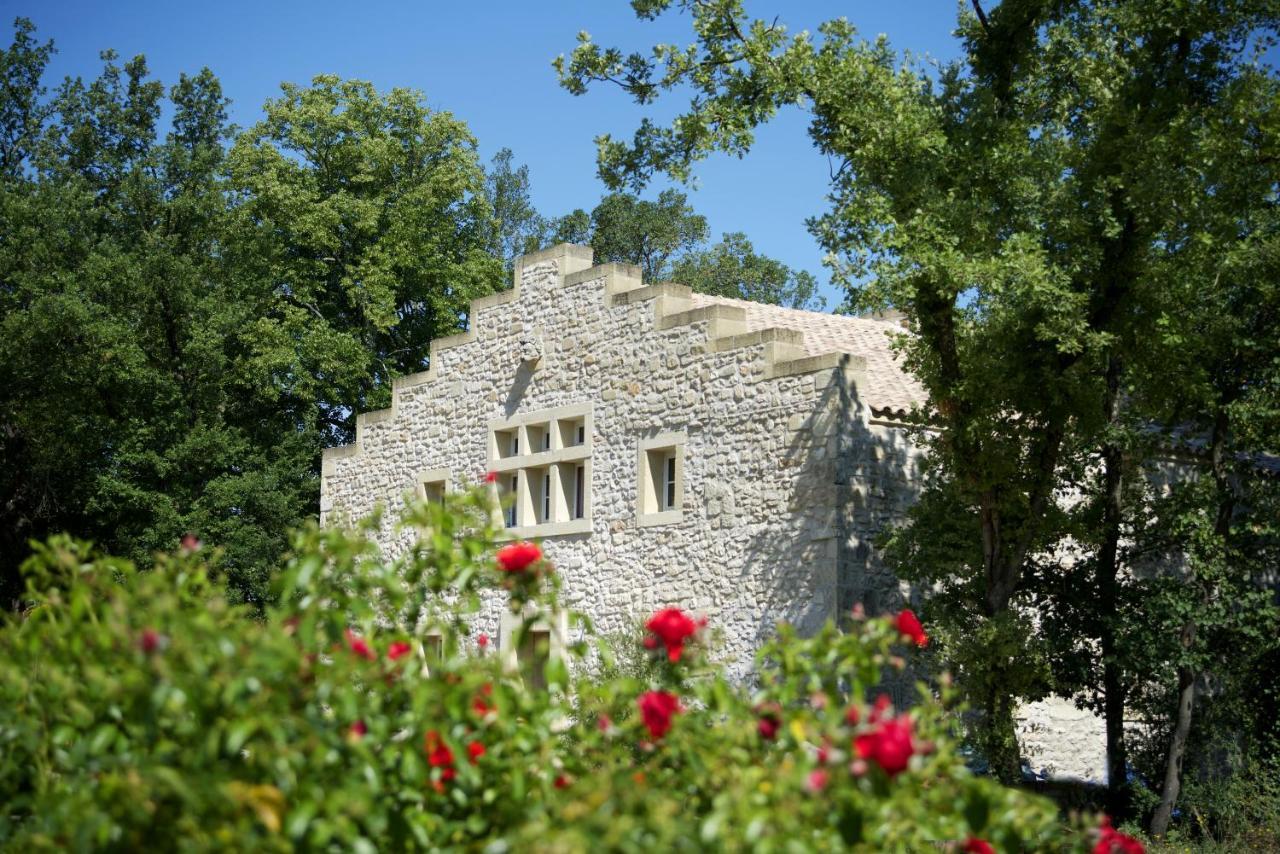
[553,773,571,789]
[962,839,995,854]
[139,628,161,654]
[345,628,376,661]
[805,768,830,793]
[349,720,368,739]
[844,705,860,727]
[757,713,781,741]
[854,715,915,776]
[477,633,489,649]
[387,641,412,661]
[1094,816,1144,854]
[496,541,542,573]
[637,690,682,739]
[425,730,456,780]
[869,694,893,723]
[644,607,700,663]
[895,608,929,647]
[484,471,498,483]
[467,740,485,764]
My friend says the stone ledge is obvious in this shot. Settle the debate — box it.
[710,327,806,352]
[769,351,867,379]
[610,282,693,305]
[564,261,642,289]
[657,304,747,331]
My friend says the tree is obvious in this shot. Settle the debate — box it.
[556,0,1280,804]
[552,191,823,309]
[672,231,824,310]
[585,188,707,281]
[484,147,547,271]
[0,22,506,607]
[225,76,503,446]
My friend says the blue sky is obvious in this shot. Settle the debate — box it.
[7,1,968,308]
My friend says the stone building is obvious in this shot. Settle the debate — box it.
[320,243,1104,781]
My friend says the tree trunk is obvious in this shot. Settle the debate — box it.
[1150,405,1233,837]
[1150,659,1195,836]
[1098,354,1130,817]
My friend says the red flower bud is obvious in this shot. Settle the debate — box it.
[467,740,485,764]
[806,768,830,793]
[349,720,368,739]
[484,471,499,484]
[387,641,412,661]
[477,633,489,649]
[962,839,995,854]
[553,773,571,789]
[139,628,161,654]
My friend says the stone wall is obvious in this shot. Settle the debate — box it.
[321,243,1108,781]
[322,245,879,679]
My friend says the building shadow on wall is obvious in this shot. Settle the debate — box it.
[737,353,924,700]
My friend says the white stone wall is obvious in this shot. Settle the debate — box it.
[322,245,868,679]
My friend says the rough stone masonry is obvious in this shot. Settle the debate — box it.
[320,243,1106,782]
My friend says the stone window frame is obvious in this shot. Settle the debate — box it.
[637,431,686,528]
[414,467,452,506]
[498,605,569,691]
[488,403,593,538]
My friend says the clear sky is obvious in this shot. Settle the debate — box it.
[6,1,969,308]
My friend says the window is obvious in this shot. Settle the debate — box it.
[425,633,443,664]
[488,404,593,537]
[527,423,551,453]
[518,629,550,692]
[574,464,585,519]
[495,428,520,459]
[419,478,447,505]
[638,433,686,527]
[558,416,586,448]
[499,607,568,693]
[537,468,552,523]
[505,473,519,528]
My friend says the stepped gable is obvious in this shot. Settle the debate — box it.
[688,293,926,420]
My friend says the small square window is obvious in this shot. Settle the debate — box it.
[558,416,586,448]
[419,479,446,505]
[638,434,685,526]
[526,423,551,453]
[495,428,520,459]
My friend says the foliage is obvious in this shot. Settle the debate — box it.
[551,189,824,308]
[673,230,824,310]
[554,0,1280,810]
[0,20,502,605]
[484,147,548,270]
[225,74,502,444]
[0,490,1105,851]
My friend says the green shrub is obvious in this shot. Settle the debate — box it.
[1,488,1120,851]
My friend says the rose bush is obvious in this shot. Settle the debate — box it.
[0,487,1126,850]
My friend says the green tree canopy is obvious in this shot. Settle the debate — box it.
[0,22,504,605]
[556,0,1280,813]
